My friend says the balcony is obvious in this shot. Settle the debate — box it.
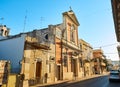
[62,39,80,51]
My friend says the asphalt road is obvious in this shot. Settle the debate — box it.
[63,76,120,87]
[36,75,120,87]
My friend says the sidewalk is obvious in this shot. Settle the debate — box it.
[30,73,109,87]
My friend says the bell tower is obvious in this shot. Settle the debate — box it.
[0,25,9,37]
[62,9,80,45]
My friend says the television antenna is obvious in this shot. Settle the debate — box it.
[40,17,44,29]
[23,10,27,32]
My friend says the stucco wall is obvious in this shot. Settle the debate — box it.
[0,34,26,73]
[63,72,73,80]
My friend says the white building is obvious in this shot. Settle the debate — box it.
[0,34,26,73]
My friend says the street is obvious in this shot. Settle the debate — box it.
[1,1,120,87]
[63,76,120,87]
[41,75,120,87]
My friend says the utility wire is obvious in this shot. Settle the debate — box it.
[104,52,118,54]
[94,43,118,48]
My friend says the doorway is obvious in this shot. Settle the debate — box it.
[73,59,77,78]
[57,65,61,80]
[36,61,42,83]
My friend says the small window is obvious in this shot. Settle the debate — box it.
[0,29,3,35]
[79,58,83,67]
[94,59,97,62]
[45,34,48,40]
[64,56,67,67]
[80,44,82,49]
[49,64,51,73]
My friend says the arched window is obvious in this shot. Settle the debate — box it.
[45,34,48,40]
[5,30,8,36]
[70,25,75,42]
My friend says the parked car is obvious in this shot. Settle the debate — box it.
[109,70,120,82]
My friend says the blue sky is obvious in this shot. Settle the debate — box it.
[0,0,119,60]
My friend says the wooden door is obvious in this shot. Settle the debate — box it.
[57,66,61,80]
[36,62,42,78]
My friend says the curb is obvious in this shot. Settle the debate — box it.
[30,74,109,87]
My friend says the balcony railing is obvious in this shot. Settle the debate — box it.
[62,39,80,51]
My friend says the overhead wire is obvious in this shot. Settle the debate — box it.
[104,52,118,54]
[94,43,118,48]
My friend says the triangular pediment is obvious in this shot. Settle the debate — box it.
[63,10,80,26]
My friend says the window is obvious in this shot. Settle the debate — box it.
[45,34,48,40]
[80,43,82,49]
[70,25,75,42]
[49,64,51,73]
[63,56,67,67]
[79,58,83,67]
[0,29,3,36]
[5,30,8,36]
